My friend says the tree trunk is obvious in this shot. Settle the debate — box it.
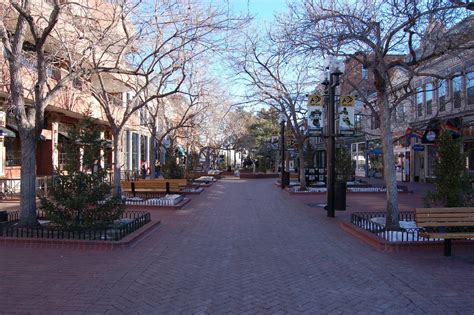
[19,132,39,227]
[298,144,307,190]
[149,131,157,179]
[112,130,124,197]
[378,91,400,230]
[204,149,211,171]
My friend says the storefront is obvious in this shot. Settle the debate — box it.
[351,141,366,177]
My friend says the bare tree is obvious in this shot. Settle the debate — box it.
[145,63,216,178]
[277,0,474,229]
[87,0,247,195]
[0,0,122,226]
[232,32,315,190]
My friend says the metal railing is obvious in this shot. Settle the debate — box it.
[0,210,150,241]
[351,211,432,242]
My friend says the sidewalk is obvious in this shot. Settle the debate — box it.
[0,178,472,313]
[357,176,435,195]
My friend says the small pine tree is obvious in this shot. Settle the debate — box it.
[162,145,185,179]
[425,132,473,207]
[335,146,355,183]
[41,117,124,229]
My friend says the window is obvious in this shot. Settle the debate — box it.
[123,92,133,107]
[362,66,368,80]
[438,79,447,112]
[72,77,82,90]
[140,108,147,126]
[452,75,462,108]
[354,114,362,130]
[124,131,130,170]
[416,86,423,117]
[131,132,139,170]
[396,103,405,122]
[467,71,474,106]
[371,113,380,130]
[140,135,147,163]
[425,83,433,115]
[2,47,11,59]
[5,137,21,166]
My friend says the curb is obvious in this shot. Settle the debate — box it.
[0,220,161,250]
[126,198,191,210]
[340,221,474,253]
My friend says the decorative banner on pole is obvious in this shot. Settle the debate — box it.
[338,95,356,136]
[307,94,324,137]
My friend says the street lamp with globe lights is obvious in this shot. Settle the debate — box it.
[321,57,345,217]
[278,112,288,189]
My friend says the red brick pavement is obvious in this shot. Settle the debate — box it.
[0,178,473,313]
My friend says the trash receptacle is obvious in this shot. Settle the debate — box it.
[282,171,290,187]
[0,211,8,222]
[334,181,347,210]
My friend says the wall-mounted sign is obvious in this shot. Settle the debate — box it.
[338,95,355,136]
[413,144,425,151]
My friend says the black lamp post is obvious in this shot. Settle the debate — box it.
[279,112,287,188]
[321,57,345,218]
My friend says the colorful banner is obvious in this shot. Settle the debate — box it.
[338,95,356,136]
[307,94,324,137]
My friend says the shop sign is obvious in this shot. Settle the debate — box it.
[412,144,425,151]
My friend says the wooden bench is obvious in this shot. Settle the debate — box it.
[415,207,474,256]
[122,179,188,195]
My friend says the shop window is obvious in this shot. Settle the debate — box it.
[452,75,462,109]
[5,137,21,166]
[438,79,447,112]
[131,132,139,170]
[124,131,130,170]
[140,135,147,163]
[467,71,474,106]
[416,86,423,117]
[425,83,433,115]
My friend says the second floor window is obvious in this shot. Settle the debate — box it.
[354,114,362,130]
[140,108,147,126]
[362,66,368,80]
[452,75,462,109]
[438,79,447,112]
[467,71,474,106]
[425,83,433,115]
[416,86,423,117]
[371,113,380,130]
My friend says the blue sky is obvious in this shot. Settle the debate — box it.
[229,0,289,21]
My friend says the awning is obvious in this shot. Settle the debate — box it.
[368,148,383,155]
[100,139,113,149]
[58,131,70,139]
[0,127,15,138]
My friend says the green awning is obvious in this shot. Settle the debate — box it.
[0,127,15,138]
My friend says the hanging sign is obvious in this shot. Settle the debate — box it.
[307,94,324,137]
[338,95,356,136]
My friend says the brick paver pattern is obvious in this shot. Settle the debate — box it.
[1,178,473,313]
